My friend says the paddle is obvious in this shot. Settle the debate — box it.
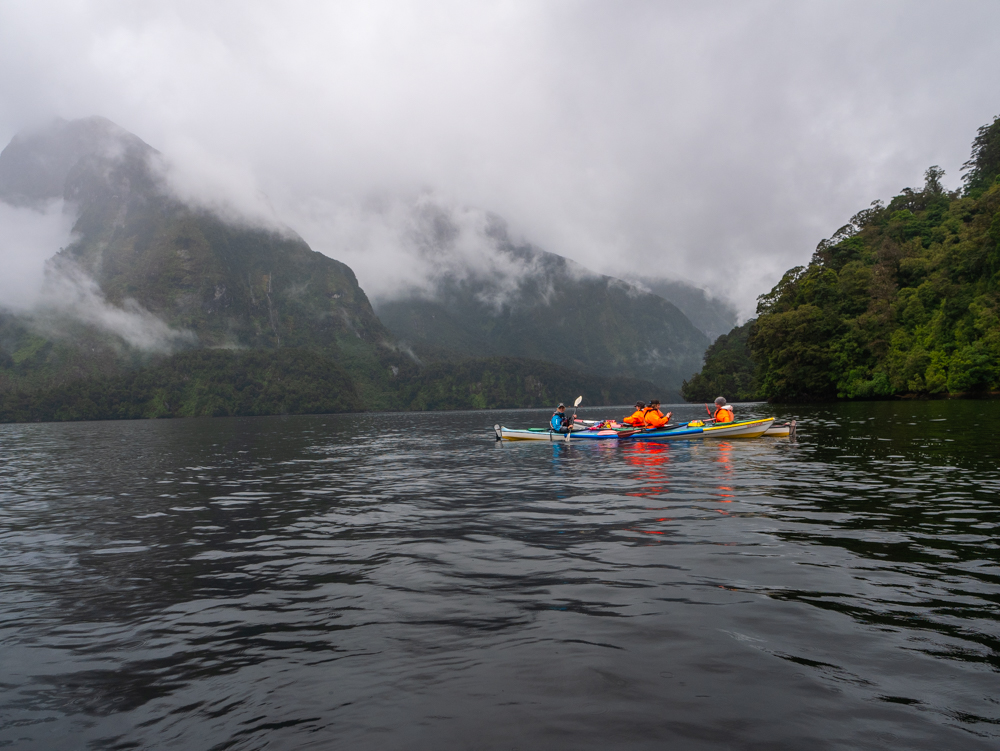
[546,395,584,436]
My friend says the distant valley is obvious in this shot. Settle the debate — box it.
[373,214,710,393]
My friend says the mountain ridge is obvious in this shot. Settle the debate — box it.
[373,211,710,395]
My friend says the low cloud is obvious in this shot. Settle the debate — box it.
[1,2,998,318]
[292,192,578,309]
[36,259,197,353]
[0,199,195,353]
[0,199,75,310]
[152,146,293,235]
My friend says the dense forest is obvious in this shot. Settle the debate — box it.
[0,349,658,423]
[680,320,758,401]
[684,115,1000,402]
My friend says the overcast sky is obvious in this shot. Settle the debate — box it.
[1,0,998,317]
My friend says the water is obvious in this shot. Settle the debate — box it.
[1,401,998,750]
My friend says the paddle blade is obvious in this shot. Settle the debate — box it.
[574,396,583,407]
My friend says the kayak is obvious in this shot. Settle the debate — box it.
[494,418,779,442]
[763,420,796,438]
[493,424,625,441]
[626,418,775,441]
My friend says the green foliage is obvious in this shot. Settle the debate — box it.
[0,349,364,422]
[681,320,760,402]
[682,115,1000,402]
[0,350,660,423]
[963,115,1000,196]
[395,357,661,411]
[0,311,150,393]
[748,117,1000,400]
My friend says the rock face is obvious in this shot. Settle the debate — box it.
[375,220,710,393]
[0,117,392,353]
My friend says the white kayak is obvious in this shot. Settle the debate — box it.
[493,424,624,441]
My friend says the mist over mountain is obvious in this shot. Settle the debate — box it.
[630,278,738,342]
[0,116,152,208]
[0,117,411,406]
[372,205,710,393]
[1,117,389,351]
[0,117,670,416]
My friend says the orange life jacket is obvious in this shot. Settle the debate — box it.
[714,405,734,423]
[642,407,667,427]
[624,409,645,426]
[644,409,670,428]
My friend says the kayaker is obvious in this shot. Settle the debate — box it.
[623,401,646,425]
[713,396,735,423]
[550,403,574,433]
[642,399,672,428]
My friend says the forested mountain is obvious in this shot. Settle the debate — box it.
[629,277,738,342]
[375,229,710,395]
[0,350,658,421]
[680,320,758,402]
[1,117,390,351]
[0,117,411,407]
[0,117,662,420]
[683,115,1000,402]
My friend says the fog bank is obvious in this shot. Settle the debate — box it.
[1,1,998,316]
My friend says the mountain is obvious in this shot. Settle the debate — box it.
[0,116,414,408]
[374,215,710,397]
[0,117,661,419]
[1,117,390,352]
[0,117,151,209]
[682,115,1000,402]
[630,278,738,342]
[679,319,758,402]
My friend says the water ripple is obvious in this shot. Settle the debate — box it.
[1,401,998,749]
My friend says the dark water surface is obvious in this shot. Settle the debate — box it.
[1,401,999,750]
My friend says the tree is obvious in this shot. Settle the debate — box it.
[923,165,946,195]
[962,115,1000,195]
[682,116,1000,402]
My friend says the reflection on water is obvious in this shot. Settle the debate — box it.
[0,400,998,749]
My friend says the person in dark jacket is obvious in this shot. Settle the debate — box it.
[550,403,574,433]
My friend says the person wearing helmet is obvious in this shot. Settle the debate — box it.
[623,401,646,426]
[713,396,735,424]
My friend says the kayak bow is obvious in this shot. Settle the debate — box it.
[494,424,622,441]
